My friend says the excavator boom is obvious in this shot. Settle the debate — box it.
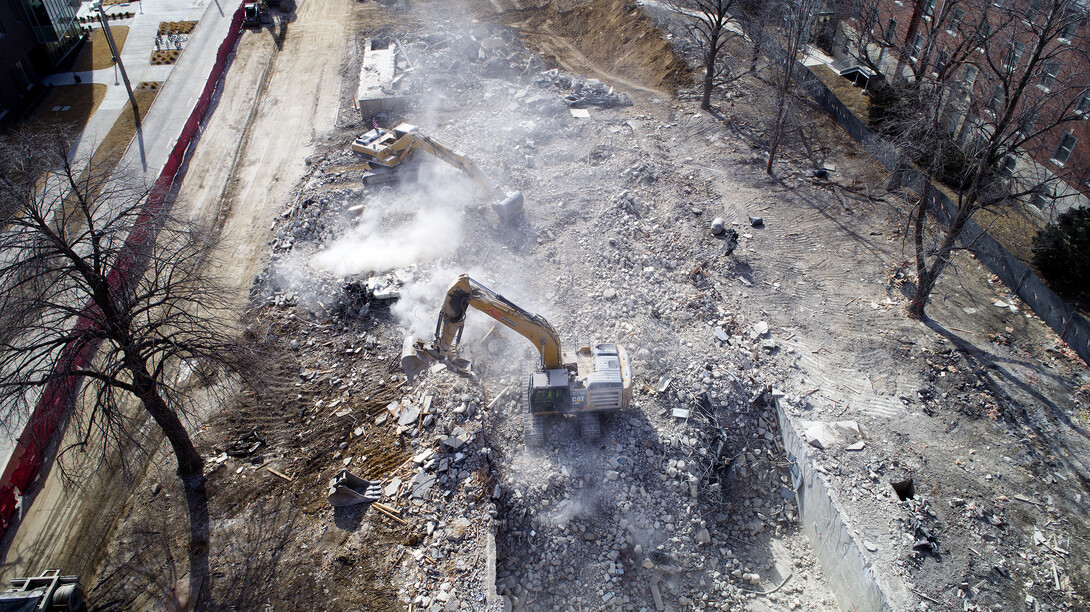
[402,274,562,379]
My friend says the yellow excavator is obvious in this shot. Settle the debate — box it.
[351,123,524,223]
[401,274,631,446]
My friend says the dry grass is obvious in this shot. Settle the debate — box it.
[30,84,109,132]
[972,205,1044,264]
[809,64,873,125]
[89,82,161,170]
[102,0,140,5]
[71,26,130,72]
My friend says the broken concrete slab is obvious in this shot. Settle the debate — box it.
[398,402,421,427]
[357,39,406,118]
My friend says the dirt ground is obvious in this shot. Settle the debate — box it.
[9,0,1089,610]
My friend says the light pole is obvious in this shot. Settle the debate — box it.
[93,1,140,127]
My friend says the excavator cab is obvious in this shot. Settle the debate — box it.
[350,123,524,223]
[528,370,572,415]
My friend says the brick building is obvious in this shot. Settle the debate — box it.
[829,0,1090,214]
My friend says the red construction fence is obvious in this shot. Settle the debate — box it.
[0,3,248,535]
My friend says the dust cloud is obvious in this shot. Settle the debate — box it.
[313,163,477,277]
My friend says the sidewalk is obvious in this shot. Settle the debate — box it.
[45,0,237,178]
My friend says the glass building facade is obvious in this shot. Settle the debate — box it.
[21,0,79,65]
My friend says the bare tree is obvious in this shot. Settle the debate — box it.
[765,0,824,174]
[673,0,748,110]
[0,126,258,600]
[851,0,1090,317]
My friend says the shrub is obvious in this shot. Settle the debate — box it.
[1034,206,1090,297]
[867,77,898,128]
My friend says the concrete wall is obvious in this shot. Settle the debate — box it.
[775,398,898,611]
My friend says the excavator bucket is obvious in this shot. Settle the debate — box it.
[401,337,472,381]
[491,191,524,224]
[401,337,430,382]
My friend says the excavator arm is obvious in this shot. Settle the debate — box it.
[435,274,562,369]
[401,274,563,380]
[397,134,504,198]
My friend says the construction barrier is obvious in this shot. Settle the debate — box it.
[0,3,248,535]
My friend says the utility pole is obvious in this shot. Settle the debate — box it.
[93,1,140,127]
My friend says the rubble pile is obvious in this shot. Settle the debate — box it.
[246,134,838,608]
[379,372,501,611]
[479,365,822,611]
[250,284,508,610]
[237,3,1089,610]
[534,70,635,108]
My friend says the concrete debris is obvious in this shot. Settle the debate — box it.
[535,69,633,108]
[801,420,861,450]
[397,402,421,427]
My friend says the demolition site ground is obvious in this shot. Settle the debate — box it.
[37,0,1090,610]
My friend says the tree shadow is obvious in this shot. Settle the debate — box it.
[922,317,1090,487]
[182,475,211,611]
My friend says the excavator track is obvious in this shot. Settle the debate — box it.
[522,374,545,447]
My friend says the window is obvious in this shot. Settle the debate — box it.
[1039,61,1060,90]
[1076,88,1090,114]
[1052,131,1077,164]
[7,0,23,23]
[963,65,978,88]
[885,18,898,43]
[1031,184,1054,209]
[10,61,31,90]
[1018,108,1038,134]
[999,155,1017,177]
[988,85,1004,112]
[948,7,965,34]
[976,22,994,49]
[1005,41,1025,70]
[1025,0,1044,21]
[935,50,949,75]
[911,34,925,59]
[923,0,936,17]
[1059,19,1078,41]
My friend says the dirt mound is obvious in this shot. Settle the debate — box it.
[499,0,693,92]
